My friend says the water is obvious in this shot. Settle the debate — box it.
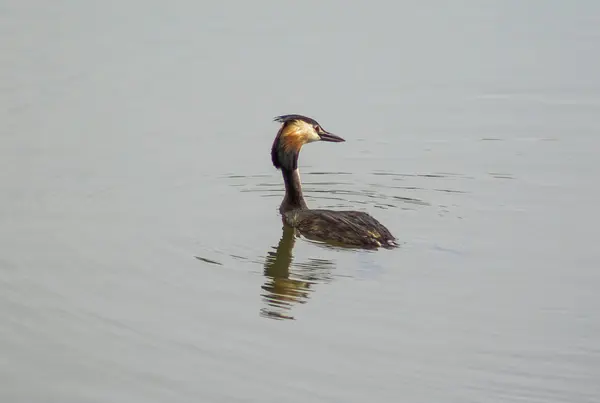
[1,1,599,402]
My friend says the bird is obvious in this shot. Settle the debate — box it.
[271,114,397,249]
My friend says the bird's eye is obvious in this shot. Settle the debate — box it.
[314,126,321,133]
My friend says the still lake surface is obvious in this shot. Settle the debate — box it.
[1,1,599,402]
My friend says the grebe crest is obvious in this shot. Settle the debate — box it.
[271,114,397,249]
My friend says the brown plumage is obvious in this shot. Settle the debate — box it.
[271,114,397,249]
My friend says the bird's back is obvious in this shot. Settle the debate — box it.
[283,209,397,249]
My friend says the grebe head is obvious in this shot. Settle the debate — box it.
[271,114,345,170]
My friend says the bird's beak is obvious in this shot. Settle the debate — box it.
[319,131,345,142]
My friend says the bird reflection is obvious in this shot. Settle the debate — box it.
[260,224,335,320]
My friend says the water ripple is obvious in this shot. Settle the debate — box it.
[225,169,472,211]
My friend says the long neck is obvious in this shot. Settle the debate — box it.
[280,167,307,213]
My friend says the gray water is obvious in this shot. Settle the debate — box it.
[2,1,599,402]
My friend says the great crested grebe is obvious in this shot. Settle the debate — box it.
[271,114,397,249]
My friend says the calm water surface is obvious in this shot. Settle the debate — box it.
[2,1,599,402]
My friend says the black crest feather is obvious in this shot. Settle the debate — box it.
[274,114,319,126]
